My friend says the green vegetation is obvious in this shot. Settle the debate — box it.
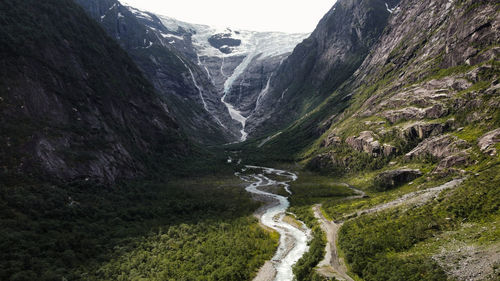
[287,173,354,280]
[290,206,327,281]
[0,175,277,281]
[338,164,500,281]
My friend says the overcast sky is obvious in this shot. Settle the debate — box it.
[121,0,337,33]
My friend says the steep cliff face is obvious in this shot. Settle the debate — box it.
[250,1,499,278]
[142,13,309,141]
[74,0,241,143]
[260,0,499,169]
[246,0,401,136]
[0,0,189,184]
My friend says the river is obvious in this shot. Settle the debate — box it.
[236,165,311,281]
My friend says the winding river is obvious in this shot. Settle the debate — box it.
[236,165,311,281]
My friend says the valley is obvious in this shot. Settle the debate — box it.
[0,0,499,280]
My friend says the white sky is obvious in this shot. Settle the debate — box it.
[121,0,337,33]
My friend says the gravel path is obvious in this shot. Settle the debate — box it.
[314,178,464,280]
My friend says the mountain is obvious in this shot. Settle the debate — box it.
[258,0,499,170]
[74,0,243,144]
[248,0,499,279]
[244,0,401,136]
[121,6,309,141]
[73,0,310,142]
[0,0,189,184]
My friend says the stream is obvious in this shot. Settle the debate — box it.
[236,165,312,281]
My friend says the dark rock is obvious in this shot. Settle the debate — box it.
[208,33,241,53]
[322,133,342,147]
[374,169,423,191]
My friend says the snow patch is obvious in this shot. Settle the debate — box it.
[161,33,184,41]
[385,3,396,13]
[126,6,153,20]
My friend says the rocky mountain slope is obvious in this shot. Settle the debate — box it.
[262,0,500,173]
[0,0,189,184]
[123,7,309,141]
[246,0,401,136]
[248,0,499,279]
[74,0,310,142]
[74,0,243,143]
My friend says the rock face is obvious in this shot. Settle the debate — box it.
[246,0,401,136]
[374,169,422,191]
[478,128,500,156]
[75,0,241,143]
[401,121,452,142]
[406,135,468,160]
[0,0,188,183]
[345,131,396,157]
[151,14,309,140]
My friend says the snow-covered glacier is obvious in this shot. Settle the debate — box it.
[125,4,309,141]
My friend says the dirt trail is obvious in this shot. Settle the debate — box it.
[313,204,354,281]
[314,178,464,280]
[342,178,464,220]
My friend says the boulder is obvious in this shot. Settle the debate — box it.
[346,131,381,155]
[433,153,470,174]
[383,144,398,157]
[478,128,500,156]
[346,131,397,157]
[374,169,423,191]
[322,133,342,147]
[406,135,468,160]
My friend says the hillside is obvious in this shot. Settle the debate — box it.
[0,0,192,185]
[74,0,241,144]
[246,0,500,280]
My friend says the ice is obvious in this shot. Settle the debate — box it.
[160,33,184,40]
[385,3,396,13]
[127,6,153,21]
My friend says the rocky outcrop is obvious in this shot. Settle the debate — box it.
[346,131,397,157]
[322,133,342,147]
[383,104,448,124]
[478,128,500,156]
[406,135,468,160]
[401,121,452,141]
[374,169,422,191]
[433,153,470,174]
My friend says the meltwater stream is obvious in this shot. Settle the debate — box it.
[236,166,312,281]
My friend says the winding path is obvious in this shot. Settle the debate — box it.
[313,179,464,280]
[236,166,312,281]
